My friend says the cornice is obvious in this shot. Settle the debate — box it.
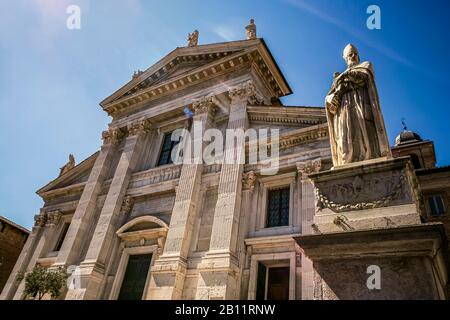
[247,105,326,125]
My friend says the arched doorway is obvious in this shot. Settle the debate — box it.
[109,216,168,300]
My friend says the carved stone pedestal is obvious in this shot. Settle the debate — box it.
[312,157,423,233]
[295,157,450,300]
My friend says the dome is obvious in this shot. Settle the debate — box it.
[395,129,423,146]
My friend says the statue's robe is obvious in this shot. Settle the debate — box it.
[325,61,391,166]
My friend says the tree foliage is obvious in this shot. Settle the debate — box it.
[16,265,69,300]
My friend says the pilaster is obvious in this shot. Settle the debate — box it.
[198,80,260,300]
[147,95,217,300]
[65,120,151,300]
[296,159,321,300]
[54,128,122,270]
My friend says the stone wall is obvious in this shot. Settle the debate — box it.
[0,220,29,292]
[314,256,438,300]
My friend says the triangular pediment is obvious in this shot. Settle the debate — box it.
[110,49,240,104]
[100,39,292,116]
[37,152,99,198]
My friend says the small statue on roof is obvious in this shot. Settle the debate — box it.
[59,154,75,177]
[187,30,199,47]
[245,19,257,40]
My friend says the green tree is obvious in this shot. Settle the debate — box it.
[16,265,69,300]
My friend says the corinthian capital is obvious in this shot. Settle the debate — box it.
[46,210,62,226]
[102,127,126,145]
[34,212,47,227]
[192,94,218,116]
[228,80,264,105]
[297,159,322,180]
[128,118,153,136]
[242,171,257,192]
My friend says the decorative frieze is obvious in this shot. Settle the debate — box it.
[129,164,182,189]
[314,169,409,213]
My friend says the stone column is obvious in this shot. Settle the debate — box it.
[296,159,321,300]
[66,120,151,300]
[53,128,123,270]
[147,95,217,300]
[198,81,260,300]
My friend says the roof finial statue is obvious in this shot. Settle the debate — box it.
[187,30,199,47]
[59,154,75,177]
[245,19,257,40]
[132,70,143,79]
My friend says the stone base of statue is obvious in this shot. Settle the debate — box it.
[295,157,450,299]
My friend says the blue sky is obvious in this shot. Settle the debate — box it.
[1,0,449,229]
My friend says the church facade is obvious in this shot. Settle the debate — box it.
[1,23,449,300]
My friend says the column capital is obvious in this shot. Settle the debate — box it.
[297,159,322,180]
[46,210,62,226]
[192,94,218,116]
[34,212,47,227]
[228,80,263,105]
[102,127,126,146]
[242,171,257,192]
[127,118,153,136]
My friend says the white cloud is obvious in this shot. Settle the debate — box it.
[213,26,238,42]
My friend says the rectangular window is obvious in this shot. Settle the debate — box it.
[54,223,70,252]
[157,132,181,166]
[266,187,290,228]
[428,195,446,217]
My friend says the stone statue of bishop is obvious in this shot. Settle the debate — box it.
[325,44,391,167]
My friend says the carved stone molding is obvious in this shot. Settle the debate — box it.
[315,169,409,213]
[242,171,257,191]
[127,118,153,136]
[228,80,264,105]
[34,212,47,227]
[297,159,322,180]
[129,164,182,189]
[192,94,218,116]
[120,196,134,215]
[46,210,62,226]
